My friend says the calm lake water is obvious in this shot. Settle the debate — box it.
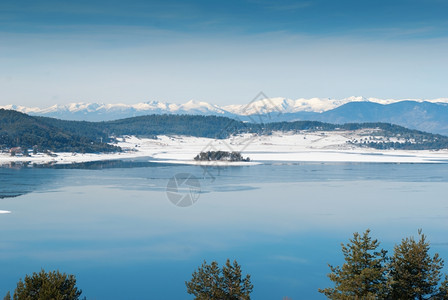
[1,161,448,299]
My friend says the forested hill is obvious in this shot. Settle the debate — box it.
[0,109,119,153]
[2,109,448,151]
[39,113,448,150]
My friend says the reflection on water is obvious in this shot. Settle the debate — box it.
[0,167,62,199]
[0,159,164,198]
[3,160,448,199]
[0,161,448,299]
[32,158,160,169]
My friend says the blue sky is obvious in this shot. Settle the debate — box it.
[1,0,448,106]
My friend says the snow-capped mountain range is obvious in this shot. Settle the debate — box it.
[3,96,448,117]
[2,96,448,135]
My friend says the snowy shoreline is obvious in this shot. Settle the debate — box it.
[1,132,448,166]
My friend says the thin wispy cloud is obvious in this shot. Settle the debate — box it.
[263,1,314,11]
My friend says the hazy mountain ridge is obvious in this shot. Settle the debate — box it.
[3,97,448,135]
[1,100,236,121]
[5,97,448,116]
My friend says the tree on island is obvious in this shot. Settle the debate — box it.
[186,259,253,299]
[12,269,83,300]
[194,151,250,162]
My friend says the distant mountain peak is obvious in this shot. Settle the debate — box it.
[2,97,448,136]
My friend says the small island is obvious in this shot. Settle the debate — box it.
[194,151,250,162]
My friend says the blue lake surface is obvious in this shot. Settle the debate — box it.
[1,161,448,299]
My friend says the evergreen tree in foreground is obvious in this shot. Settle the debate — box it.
[13,269,83,300]
[438,276,448,299]
[318,229,389,299]
[388,229,445,299]
[186,259,253,300]
[320,230,448,299]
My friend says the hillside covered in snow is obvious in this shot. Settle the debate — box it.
[2,110,448,157]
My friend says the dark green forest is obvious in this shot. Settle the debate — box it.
[0,109,119,153]
[2,109,448,153]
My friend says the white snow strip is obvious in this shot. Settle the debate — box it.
[1,132,448,166]
[150,160,261,166]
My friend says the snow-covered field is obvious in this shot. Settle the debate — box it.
[1,131,448,166]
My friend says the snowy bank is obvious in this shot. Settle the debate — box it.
[1,132,448,166]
